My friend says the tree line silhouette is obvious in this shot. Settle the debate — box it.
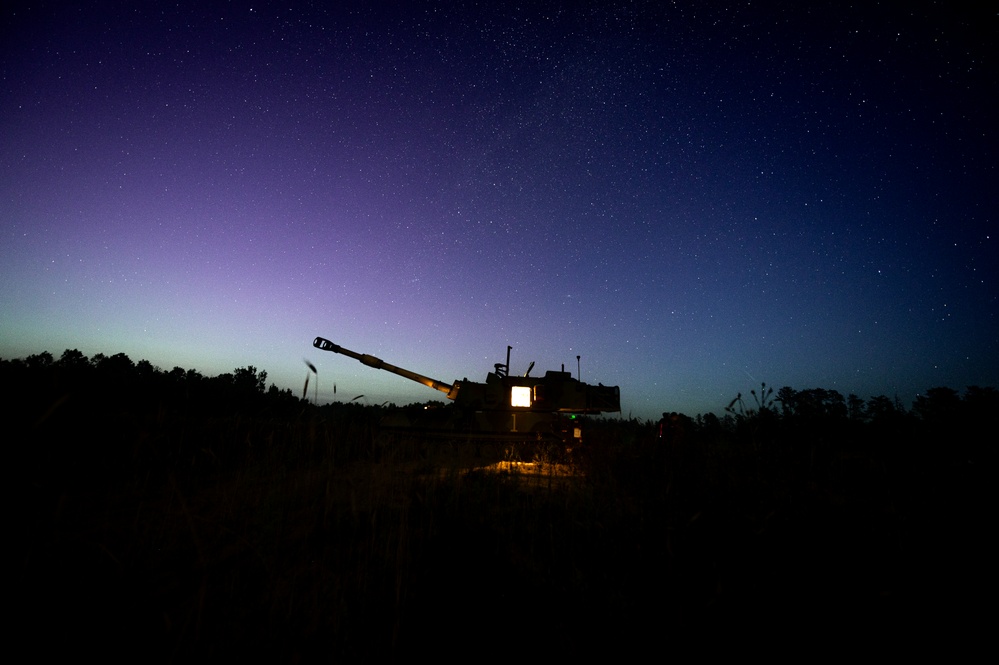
[712,381,995,467]
[6,349,995,451]
[4,348,301,419]
[7,348,993,492]
[6,349,316,490]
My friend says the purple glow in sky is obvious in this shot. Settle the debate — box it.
[2,2,996,420]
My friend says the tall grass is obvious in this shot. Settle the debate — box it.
[15,394,987,660]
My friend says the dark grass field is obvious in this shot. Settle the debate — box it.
[9,357,991,660]
[16,413,987,661]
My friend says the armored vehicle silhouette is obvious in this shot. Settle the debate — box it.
[313,336,620,441]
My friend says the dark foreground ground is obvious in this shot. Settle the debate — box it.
[14,400,990,661]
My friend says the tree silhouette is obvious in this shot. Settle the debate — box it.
[847,393,866,422]
[912,387,961,426]
[776,385,797,417]
[233,366,267,394]
[865,395,899,423]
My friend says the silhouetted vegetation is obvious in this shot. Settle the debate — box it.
[10,352,991,660]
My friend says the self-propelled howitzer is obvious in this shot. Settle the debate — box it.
[312,336,620,440]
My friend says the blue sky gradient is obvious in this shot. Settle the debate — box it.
[2,2,995,419]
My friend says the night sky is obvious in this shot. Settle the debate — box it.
[2,2,995,420]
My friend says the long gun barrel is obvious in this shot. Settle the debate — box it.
[313,337,457,398]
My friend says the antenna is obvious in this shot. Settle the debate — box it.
[577,355,581,381]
